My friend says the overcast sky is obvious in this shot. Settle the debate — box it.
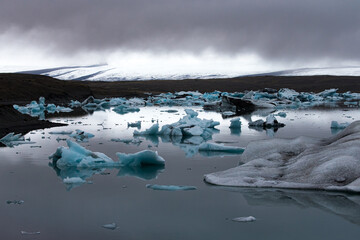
[0,0,359,73]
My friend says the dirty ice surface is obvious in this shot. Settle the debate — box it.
[205,121,360,192]
[2,106,360,239]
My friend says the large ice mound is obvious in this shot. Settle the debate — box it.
[205,121,360,193]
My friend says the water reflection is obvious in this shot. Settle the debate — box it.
[218,187,360,226]
[49,164,164,190]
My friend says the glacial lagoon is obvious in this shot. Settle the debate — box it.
[1,106,360,239]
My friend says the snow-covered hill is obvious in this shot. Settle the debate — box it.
[2,65,360,81]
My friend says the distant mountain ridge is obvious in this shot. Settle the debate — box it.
[14,65,360,81]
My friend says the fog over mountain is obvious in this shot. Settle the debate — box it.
[1,0,359,77]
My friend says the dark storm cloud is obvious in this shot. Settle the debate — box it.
[1,0,360,62]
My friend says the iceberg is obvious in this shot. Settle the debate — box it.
[205,121,360,193]
[330,121,350,129]
[111,138,142,145]
[0,132,35,147]
[128,121,141,129]
[232,216,256,222]
[198,143,244,154]
[134,124,159,136]
[49,130,73,135]
[102,223,117,230]
[146,184,197,191]
[113,105,140,115]
[116,150,165,167]
[50,140,118,169]
[229,117,241,129]
[70,129,95,142]
[13,97,72,119]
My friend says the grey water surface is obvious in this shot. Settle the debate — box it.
[1,107,360,240]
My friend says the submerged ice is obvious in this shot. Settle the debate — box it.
[205,121,360,193]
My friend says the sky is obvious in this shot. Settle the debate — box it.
[0,0,359,75]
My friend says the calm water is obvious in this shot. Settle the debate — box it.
[1,107,360,240]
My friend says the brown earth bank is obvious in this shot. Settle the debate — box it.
[1,73,360,138]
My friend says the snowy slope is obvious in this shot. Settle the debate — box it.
[2,65,360,81]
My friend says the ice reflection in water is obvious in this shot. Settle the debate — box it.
[217,187,360,226]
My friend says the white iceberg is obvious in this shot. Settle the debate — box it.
[232,216,256,222]
[205,121,360,193]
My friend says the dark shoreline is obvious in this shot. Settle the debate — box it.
[1,73,360,138]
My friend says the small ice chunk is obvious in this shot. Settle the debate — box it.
[160,109,178,113]
[248,119,265,127]
[134,124,159,136]
[0,132,35,147]
[128,121,141,128]
[6,200,24,205]
[63,177,86,184]
[222,111,235,117]
[116,150,165,167]
[102,223,117,230]
[276,112,287,118]
[198,143,244,153]
[229,117,241,129]
[49,131,73,135]
[330,121,350,129]
[146,184,197,191]
[70,129,95,142]
[232,216,256,222]
[20,231,40,235]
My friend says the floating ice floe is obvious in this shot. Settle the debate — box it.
[49,130,73,135]
[160,109,178,113]
[0,133,35,147]
[70,129,95,142]
[49,140,166,188]
[20,231,40,235]
[133,109,219,142]
[276,112,287,118]
[248,114,285,129]
[146,184,197,191]
[13,97,72,119]
[116,150,165,167]
[128,121,141,129]
[205,121,360,193]
[198,143,244,154]
[229,117,241,129]
[111,138,142,145]
[102,223,117,230]
[113,105,140,115]
[6,200,24,205]
[330,121,350,129]
[50,140,118,169]
[134,124,159,136]
[232,216,256,222]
